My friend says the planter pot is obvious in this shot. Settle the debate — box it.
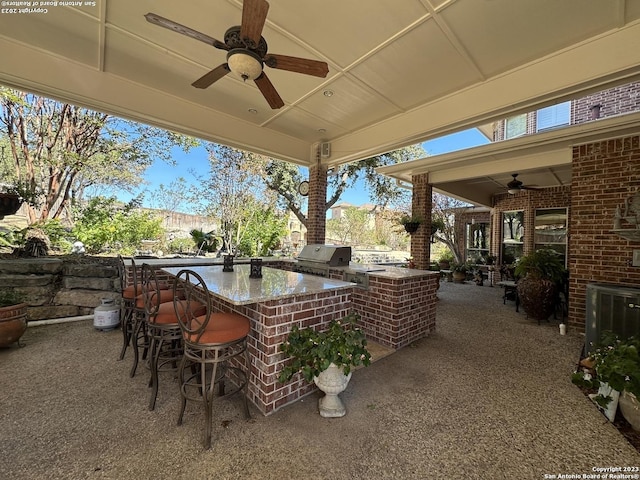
[0,303,28,347]
[0,193,22,218]
[452,271,466,283]
[403,222,420,234]
[313,363,352,418]
[438,261,450,270]
[619,391,640,431]
[516,276,557,322]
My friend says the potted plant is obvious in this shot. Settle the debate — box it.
[438,251,454,270]
[399,214,422,234]
[278,312,372,417]
[450,262,469,283]
[514,248,566,322]
[0,289,28,347]
[572,332,640,430]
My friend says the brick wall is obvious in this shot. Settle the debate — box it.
[493,82,640,141]
[410,173,433,270]
[306,153,328,245]
[573,82,640,124]
[568,135,640,331]
[492,186,571,261]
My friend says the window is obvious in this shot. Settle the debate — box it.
[534,208,568,266]
[502,210,524,264]
[536,102,571,132]
[466,222,489,263]
[505,114,527,139]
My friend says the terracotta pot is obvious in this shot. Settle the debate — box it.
[452,271,466,283]
[0,303,28,347]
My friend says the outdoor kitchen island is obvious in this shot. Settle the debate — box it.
[161,264,355,415]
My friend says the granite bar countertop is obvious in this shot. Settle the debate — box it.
[161,264,354,305]
[336,264,438,279]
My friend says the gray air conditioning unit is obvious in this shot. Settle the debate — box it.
[585,283,640,354]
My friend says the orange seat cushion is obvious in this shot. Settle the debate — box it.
[135,289,175,309]
[122,284,142,299]
[186,313,250,345]
[149,300,206,325]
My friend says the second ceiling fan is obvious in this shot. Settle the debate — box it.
[145,0,329,109]
[506,173,541,194]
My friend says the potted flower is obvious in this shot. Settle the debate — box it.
[278,312,372,417]
[514,248,566,322]
[0,289,28,347]
[572,332,640,430]
[399,214,422,234]
[438,251,454,270]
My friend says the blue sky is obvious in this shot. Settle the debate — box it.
[123,128,490,208]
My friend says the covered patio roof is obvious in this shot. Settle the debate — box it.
[377,111,640,206]
[0,0,639,169]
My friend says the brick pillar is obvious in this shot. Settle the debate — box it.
[411,173,433,270]
[307,160,328,245]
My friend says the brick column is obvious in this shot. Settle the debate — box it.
[307,160,328,245]
[410,173,433,270]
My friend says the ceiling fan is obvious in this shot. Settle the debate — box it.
[145,0,329,109]
[506,173,541,194]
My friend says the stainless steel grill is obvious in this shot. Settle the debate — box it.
[294,244,352,276]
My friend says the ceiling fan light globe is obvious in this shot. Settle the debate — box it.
[508,188,520,194]
[227,49,263,81]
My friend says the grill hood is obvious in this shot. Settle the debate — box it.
[296,245,352,267]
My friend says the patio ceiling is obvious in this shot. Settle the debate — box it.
[0,0,639,170]
[377,112,640,206]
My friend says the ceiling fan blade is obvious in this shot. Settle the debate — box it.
[255,73,284,109]
[240,0,270,49]
[145,13,229,51]
[264,54,329,78]
[192,64,231,89]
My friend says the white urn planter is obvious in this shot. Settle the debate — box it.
[619,391,640,431]
[313,363,352,418]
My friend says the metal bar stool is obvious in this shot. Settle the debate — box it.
[173,269,251,450]
[117,255,140,361]
[142,264,206,411]
[130,264,175,378]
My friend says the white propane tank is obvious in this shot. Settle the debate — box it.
[93,298,120,330]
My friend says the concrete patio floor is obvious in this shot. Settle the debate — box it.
[2,281,639,479]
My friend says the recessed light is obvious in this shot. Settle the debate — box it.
[323,90,334,97]
[318,128,326,133]
[248,108,258,114]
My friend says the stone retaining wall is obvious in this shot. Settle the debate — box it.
[0,257,120,321]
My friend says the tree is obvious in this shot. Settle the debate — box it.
[191,144,275,254]
[431,193,471,263]
[263,145,425,226]
[237,201,288,257]
[326,207,374,246]
[72,196,164,254]
[0,88,197,223]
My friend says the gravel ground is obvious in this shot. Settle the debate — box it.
[1,281,639,480]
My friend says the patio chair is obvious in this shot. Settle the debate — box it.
[129,264,175,378]
[142,264,206,411]
[173,269,251,450]
[117,255,141,361]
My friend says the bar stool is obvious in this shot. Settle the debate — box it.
[173,269,251,449]
[117,255,141,361]
[130,264,175,378]
[142,264,205,411]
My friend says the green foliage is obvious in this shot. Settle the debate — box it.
[572,332,640,406]
[437,250,454,263]
[72,196,164,254]
[190,229,219,253]
[514,248,566,284]
[237,205,287,257]
[326,207,374,246]
[0,289,25,307]
[278,313,372,383]
[167,237,195,254]
[451,262,469,273]
[35,219,73,253]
